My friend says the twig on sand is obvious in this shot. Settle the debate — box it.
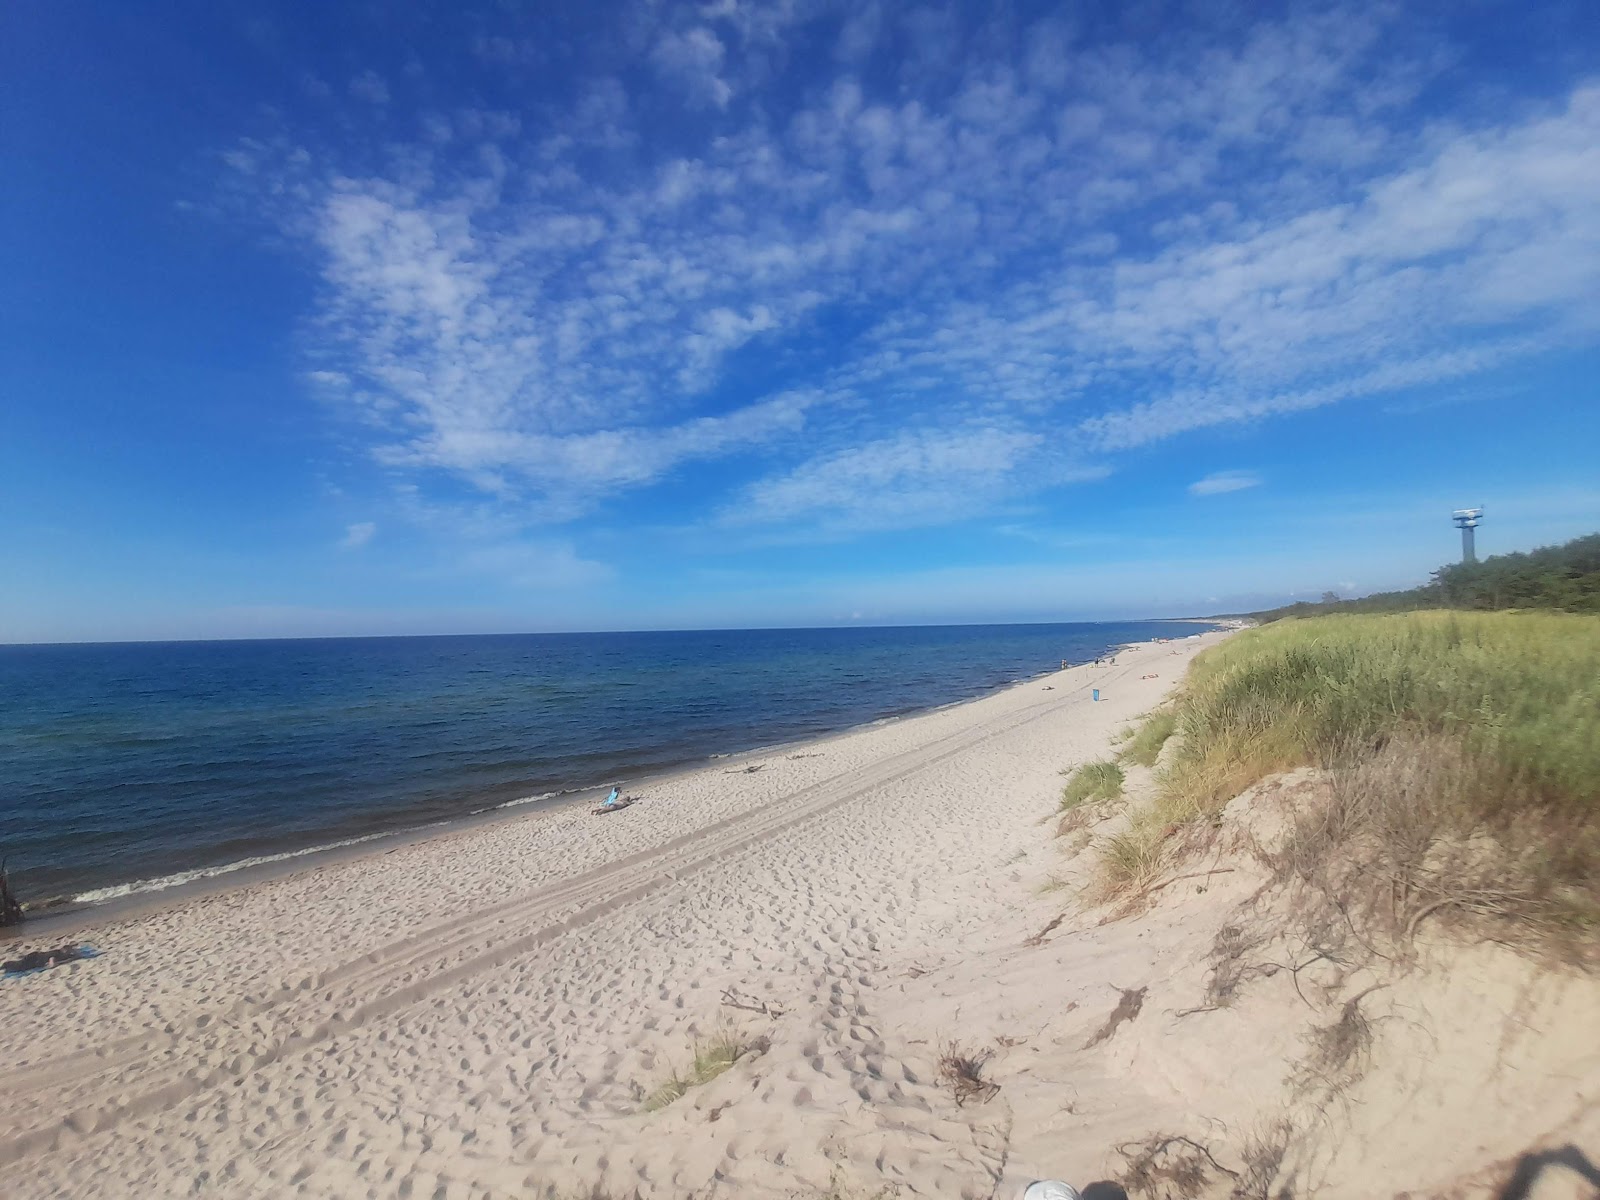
[1116,1134,1241,1182]
[1144,867,1235,895]
[719,986,786,1018]
[1024,913,1066,947]
[1404,897,1457,940]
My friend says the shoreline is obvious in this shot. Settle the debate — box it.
[1,628,1230,1198]
[13,627,1218,936]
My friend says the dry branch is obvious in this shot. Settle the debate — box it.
[719,986,786,1018]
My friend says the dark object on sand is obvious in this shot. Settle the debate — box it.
[4,945,96,975]
[0,857,23,928]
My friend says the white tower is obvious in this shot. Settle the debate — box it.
[1452,507,1483,564]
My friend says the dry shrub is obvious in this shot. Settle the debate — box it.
[1118,1134,1237,1199]
[1093,827,1166,899]
[1296,990,1376,1090]
[1057,806,1094,838]
[1230,1120,1292,1200]
[1204,923,1271,1009]
[1279,730,1600,961]
[937,1042,999,1106]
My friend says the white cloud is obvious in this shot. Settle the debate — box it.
[348,71,390,105]
[1189,471,1262,497]
[339,521,377,548]
[651,27,732,109]
[456,540,614,590]
[723,425,1052,534]
[229,6,1600,543]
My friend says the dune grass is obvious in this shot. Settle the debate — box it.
[1118,710,1178,767]
[1158,610,1599,824]
[1097,611,1600,954]
[1096,826,1166,897]
[642,1027,765,1111]
[1061,760,1125,810]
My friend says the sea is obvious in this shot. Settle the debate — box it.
[0,621,1211,909]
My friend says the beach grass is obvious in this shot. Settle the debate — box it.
[1096,826,1166,897]
[643,1027,764,1111]
[1118,710,1177,767]
[1061,761,1124,810]
[1099,611,1600,954]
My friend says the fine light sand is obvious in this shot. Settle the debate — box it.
[2,627,1596,1199]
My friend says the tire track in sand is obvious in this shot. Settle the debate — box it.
[0,664,1132,1165]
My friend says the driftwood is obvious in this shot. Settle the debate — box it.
[720,986,786,1018]
[0,858,23,928]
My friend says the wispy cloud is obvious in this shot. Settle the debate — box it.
[347,71,389,106]
[339,521,376,549]
[455,540,614,590]
[650,27,733,109]
[1189,471,1262,497]
[225,4,1600,545]
[721,424,1054,535]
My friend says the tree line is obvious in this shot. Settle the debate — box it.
[1247,531,1600,622]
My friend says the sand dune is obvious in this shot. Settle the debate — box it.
[3,627,1594,1198]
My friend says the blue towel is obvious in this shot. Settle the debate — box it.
[3,944,100,979]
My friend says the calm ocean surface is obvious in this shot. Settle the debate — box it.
[0,622,1210,906]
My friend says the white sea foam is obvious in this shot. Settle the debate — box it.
[71,787,583,906]
[70,828,411,905]
[476,789,565,814]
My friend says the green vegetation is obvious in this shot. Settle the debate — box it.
[1118,710,1178,767]
[1061,760,1124,810]
[643,1027,765,1111]
[1100,611,1600,955]
[1246,531,1600,622]
[1097,827,1166,896]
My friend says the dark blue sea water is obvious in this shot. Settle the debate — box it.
[0,622,1209,906]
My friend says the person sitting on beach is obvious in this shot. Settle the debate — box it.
[604,785,622,807]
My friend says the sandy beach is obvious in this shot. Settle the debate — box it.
[0,632,1208,1195]
[4,625,1596,1199]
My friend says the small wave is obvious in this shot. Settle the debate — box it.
[471,788,570,815]
[69,828,406,905]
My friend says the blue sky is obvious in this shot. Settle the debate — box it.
[4,1,1598,642]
